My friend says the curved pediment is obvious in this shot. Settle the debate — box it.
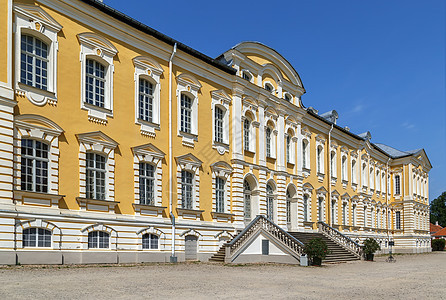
[232,42,303,88]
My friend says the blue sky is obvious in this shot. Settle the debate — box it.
[102,0,445,201]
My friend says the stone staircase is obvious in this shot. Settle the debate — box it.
[209,243,227,262]
[288,231,360,263]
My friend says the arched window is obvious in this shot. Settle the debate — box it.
[142,233,159,249]
[21,139,49,193]
[180,94,192,133]
[23,228,51,247]
[181,170,193,209]
[20,35,49,90]
[286,135,291,163]
[303,194,309,222]
[395,175,401,195]
[214,106,224,143]
[302,140,309,169]
[215,177,225,213]
[266,127,272,157]
[266,184,274,221]
[286,190,291,224]
[86,152,106,200]
[88,231,109,249]
[138,78,154,123]
[265,83,273,92]
[244,118,250,151]
[243,180,251,222]
[139,163,155,205]
[85,59,106,108]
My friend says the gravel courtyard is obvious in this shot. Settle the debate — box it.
[0,252,444,299]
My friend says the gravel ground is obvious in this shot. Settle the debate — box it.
[0,252,444,299]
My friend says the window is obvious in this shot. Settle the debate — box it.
[215,177,225,213]
[85,59,106,108]
[317,146,323,173]
[21,139,49,193]
[180,94,192,133]
[318,197,324,221]
[86,153,106,200]
[341,156,347,181]
[23,228,51,247]
[244,119,250,151]
[286,135,291,163]
[138,78,154,123]
[214,106,224,143]
[142,233,159,249]
[395,175,401,195]
[395,211,401,229]
[266,127,272,157]
[265,83,273,92]
[303,195,309,222]
[181,170,193,209]
[266,184,274,221]
[20,35,48,90]
[244,180,252,222]
[302,140,309,169]
[139,163,155,205]
[88,231,109,249]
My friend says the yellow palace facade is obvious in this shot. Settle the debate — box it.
[0,0,432,264]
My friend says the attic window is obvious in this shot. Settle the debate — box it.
[242,71,252,81]
[265,83,273,92]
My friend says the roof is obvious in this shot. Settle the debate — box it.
[431,223,443,234]
[79,0,236,75]
[373,143,421,159]
[433,227,446,237]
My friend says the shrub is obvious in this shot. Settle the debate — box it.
[304,238,330,260]
[432,239,445,251]
[363,238,380,255]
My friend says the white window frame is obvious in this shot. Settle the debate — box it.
[133,56,163,137]
[14,4,62,106]
[77,132,118,202]
[78,32,118,124]
[176,74,201,147]
[211,90,231,154]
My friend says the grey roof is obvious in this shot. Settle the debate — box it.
[373,143,421,158]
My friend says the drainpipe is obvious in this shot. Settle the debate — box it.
[328,124,334,227]
[169,43,177,263]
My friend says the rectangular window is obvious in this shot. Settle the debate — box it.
[396,211,401,230]
[181,170,193,209]
[139,163,155,205]
[215,177,225,213]
[180,94,192,133]
[86,153,106,200]
[138,79,154,123]
[21,139,49,193]
[85,59,106,107]
[20,35,48,90]
[214,107,224,143]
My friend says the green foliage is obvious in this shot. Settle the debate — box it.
[304,238,330,259]
[430,192,446,227]
[432,239,445,251]
[363,238,380,255]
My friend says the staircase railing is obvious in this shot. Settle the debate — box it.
[318,221,362,258]
[226,215,305,260]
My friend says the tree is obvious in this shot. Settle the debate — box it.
[430,192,446,227]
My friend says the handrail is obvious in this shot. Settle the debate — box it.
[227,215,305,260]
[318,221,362,257]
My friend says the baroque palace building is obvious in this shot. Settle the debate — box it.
[0,0,432,264]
